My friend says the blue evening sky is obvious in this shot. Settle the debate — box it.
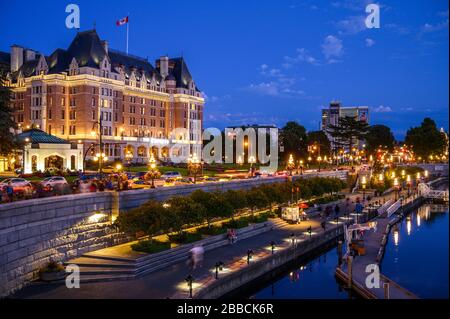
[1,0,448,139]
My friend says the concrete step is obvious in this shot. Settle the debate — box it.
[78,273,135,283]
[67,222,273,283]
[65,256,135,268]
[81,252,137,263]
[77,266,136,276]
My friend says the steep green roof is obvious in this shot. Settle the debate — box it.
[17,129,70,144]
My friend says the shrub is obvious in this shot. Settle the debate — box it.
[223,218,249,229]
[39,261,65,274]
[131,240,171,254]
[196,225,227,236]
[168,231,203,244]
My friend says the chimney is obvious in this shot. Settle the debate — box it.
[24,49,36,62]
[101,40,109,54]
[10,45,24,73]
[159,56,169,78]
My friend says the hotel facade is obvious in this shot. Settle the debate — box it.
[2,30,204,169]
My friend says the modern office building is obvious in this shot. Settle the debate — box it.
[321,101,369,150]
[2,29,204,169]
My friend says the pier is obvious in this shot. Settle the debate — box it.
[335,193,425,299]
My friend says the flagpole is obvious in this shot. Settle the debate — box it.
[126,13,130,55]
[126,21,129,55]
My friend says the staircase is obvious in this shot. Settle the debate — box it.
[64,219,283,283]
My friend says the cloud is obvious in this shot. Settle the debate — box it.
[246,82,280,96]
[384,23,410,35]
[373,105,393,113]
[335,15,367,35]
[331,0,370,11]
[420,20,449,34]
[321,35,344,60]
[283,48,319,68]
[400,107,414,111]
[365,38,375,47]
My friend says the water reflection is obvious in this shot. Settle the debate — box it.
[244,245,354,299]
[393,229,399,246]
[382,204,449,299]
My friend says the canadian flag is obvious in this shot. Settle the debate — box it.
[116,16,129,26]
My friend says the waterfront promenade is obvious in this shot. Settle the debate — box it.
[335,194,422,299]
[12,191,395,299]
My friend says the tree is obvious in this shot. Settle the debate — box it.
[327,116,369,152]
[167,196,203,234]
[224,189,248,219]
[405,118,447,159]
[245,187,269,215]
[189,190,233,228]
[365,125,395,155]
[0,72,21,156]
[114,200,168,243]
[280,121,307,159]
[307,130,331,157]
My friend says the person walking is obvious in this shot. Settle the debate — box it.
[6,183,14,202]
[334,204,340,218]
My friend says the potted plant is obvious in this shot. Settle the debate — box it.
[39,261,66,282]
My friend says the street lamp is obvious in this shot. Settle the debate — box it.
[361,176,367,202]
[21,137,30,174]
[286,154,295,176]
[406,174,411,196]
[146,153,160,188]
[125,150,133,164]
[249,155,256,177]
[424,170,429,181]
[188,153,202,183]
[90,116,105,177]
[393,178,399,201]
[317,156,322,172]
[115,163,122,172]
[299,160,304,175]
[378,173,384,183]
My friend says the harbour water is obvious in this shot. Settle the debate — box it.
[243,203,448,299]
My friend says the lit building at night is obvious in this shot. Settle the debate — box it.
[2,29,204,167]
[321,101,369,151]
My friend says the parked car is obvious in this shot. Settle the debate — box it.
[128,179,151,189]
[40,176,68,188]
[0,178,32,192]
[160,171,182,180]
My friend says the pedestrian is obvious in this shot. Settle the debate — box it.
[89,181,97,192]
[227,229,233,244]
[98,181,105,192]
[188,245,204,270]
[6,183,14,202]
[321,220,326,231]
[334,204,340,217]
[325,205,332,218]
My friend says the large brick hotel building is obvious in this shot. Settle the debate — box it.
[2,30,204,164]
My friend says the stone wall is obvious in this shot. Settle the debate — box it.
[0,192,126,297]
[0,169,347,297]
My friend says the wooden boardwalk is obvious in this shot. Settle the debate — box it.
[335,196,421,299]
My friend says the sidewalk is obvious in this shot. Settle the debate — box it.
[11,190,396,299]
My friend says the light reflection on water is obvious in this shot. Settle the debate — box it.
[382,203,449,299]
[247,203,448,299]
[247,245,352,299]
